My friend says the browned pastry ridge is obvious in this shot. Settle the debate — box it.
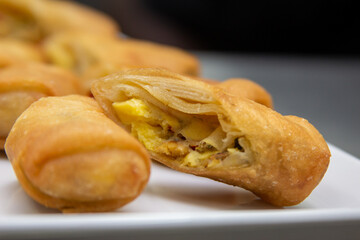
[0,63,81,149]
[43,31,200,94]
[91,68,331,206]
[5,95,150,213]
[0,0,119,42]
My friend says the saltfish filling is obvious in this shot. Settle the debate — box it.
[113,98,252,168]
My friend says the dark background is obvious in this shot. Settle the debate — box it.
[75,0,360,55]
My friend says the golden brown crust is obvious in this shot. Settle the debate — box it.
[0,0,119,41]
[0,63,81,149]
[5,95,150,212]
[91,68,330,206]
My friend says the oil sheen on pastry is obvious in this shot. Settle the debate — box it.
[91,68,330,207]
[5,95,150,213]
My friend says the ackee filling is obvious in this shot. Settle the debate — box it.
[113,98,252,168]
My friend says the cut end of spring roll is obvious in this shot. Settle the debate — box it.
[5,95,150,213]
[91,68,330,207]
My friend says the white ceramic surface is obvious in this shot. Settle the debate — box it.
[1,143,360,239]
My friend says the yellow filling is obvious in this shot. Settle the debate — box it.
[112,98,248,168]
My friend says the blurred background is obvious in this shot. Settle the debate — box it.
[76,0,360,55]
[75,0,360,158]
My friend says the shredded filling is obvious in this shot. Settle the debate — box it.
[113,98,251,168]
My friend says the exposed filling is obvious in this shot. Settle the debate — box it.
[113,98,251,168]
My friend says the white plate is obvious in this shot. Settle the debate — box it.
[1,143,360,240]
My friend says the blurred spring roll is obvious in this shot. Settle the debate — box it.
[43,31,200,93]
[91,68,330,206]
[5,95,150,213]
[0,0,119,42]
[0,63,81,148]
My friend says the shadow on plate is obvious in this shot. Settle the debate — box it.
[146,183,281,210]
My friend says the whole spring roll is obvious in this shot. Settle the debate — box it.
[5,95,150,213]
[0,63,81,148]
[0,0,119,42]
[91,68,330,206]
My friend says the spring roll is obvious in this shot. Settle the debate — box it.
[91,68,330,206]
[43,31,200,93]
[5,95,150,213]
[0,0,119,42]
[0,63,81,148]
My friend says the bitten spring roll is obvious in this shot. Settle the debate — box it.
[91,68,330,207]
[5,95,150,213]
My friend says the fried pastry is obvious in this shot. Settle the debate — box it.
[0,38,45,68]
[43,32,200,93]
[5,95,150,213]
[91,68,330,206]
[0,63,81,149]
[0,0,119,42]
